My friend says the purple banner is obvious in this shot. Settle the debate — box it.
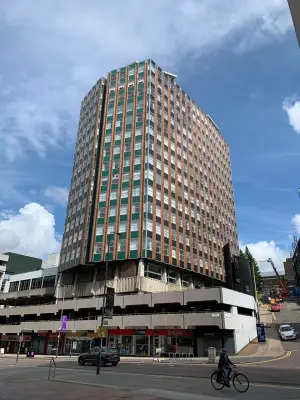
[61,315,67,332]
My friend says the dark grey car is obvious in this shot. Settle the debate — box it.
[78,347,120,367]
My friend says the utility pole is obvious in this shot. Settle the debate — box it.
[56,285,65,358]
[96,231,120,375]
[249,260,260,323]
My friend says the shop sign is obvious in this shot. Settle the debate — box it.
[0,335,31,342]
[61,315,68,332]
[97,326,107,338]
[256,323,266,343]
[108,329,192,337]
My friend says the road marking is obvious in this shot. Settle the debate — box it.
[239,351,292,366]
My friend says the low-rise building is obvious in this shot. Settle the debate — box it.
[284,258,296,287]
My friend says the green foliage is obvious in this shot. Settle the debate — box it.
[243,246,262,292]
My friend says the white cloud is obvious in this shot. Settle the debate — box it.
[43,186,69,206]
[292,213,300,235]
[283,96,300,134]
[240,240,288,273]
[0,0,292,160]
[0,203,61,258]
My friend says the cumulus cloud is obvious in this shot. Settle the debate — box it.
[44,186,69,206]
[240,240,288,273]
[0,0,292,161]
[292,213,300,235]
[0,203,61,258]
[283,96,300,134]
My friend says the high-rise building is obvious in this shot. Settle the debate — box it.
[59,60,238,291]
[288,0,300,47]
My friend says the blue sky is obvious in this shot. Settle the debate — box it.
[0,0,299,271]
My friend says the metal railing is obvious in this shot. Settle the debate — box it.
[154,351,194,362]
[48,357,57,380]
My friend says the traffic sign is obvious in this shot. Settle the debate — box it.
[97,326,107,338]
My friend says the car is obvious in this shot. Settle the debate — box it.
[279,324,297,341]
[78,347,120,367]
[270,303,280,312]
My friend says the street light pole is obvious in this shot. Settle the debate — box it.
[96,231,120,375]
[56,284,65,358]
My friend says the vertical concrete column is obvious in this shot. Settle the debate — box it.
[137,259,145,277]
[92,267,98,297]
[162,265,167,283]
[113,264,120,290]
[176,269,181,288]
[188,274,194,289]
[55,274,62,304]
[73,272,79,298]
[231,305,238,314]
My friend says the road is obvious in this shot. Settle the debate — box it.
[0,358,300,400]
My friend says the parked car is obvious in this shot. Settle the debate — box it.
[78,347,120,367]
[270,303,280,312]
[279,324,297,341]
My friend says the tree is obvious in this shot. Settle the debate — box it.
[244,246,262,292]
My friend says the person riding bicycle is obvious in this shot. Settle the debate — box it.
[218,348,235,387]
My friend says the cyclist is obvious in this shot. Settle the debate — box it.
[217,348,235,387]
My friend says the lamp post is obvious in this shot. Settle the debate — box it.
[96,231,120,375]
[56,284,66,358]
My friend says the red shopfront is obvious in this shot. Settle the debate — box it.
[36,331,65,355]
[108,329,193,356]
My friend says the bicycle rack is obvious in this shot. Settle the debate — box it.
[48,357,57,380]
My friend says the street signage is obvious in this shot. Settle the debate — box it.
[256,323,266,343]
[97,326,107,338]
[61,315,68,332]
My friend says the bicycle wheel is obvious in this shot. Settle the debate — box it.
[211,371,224,390]
[233,373,249,393]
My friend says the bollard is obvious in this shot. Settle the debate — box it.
[207,347,216,364]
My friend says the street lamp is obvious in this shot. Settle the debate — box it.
[96,231,120,375]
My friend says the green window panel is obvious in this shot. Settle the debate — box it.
[136,121,143,128]
[99,201,107,208]
[116,126,122,132]
[120,214,127,222]
[110,199,117,206]
[125,138,131,144]
[122,182,129,189]
[129,250,138,259]
[130,231,139,238]
[133,180,140,186]
[121,198,129,205]
[117,251,126,260]
[107,116,113,122]
[102,171,109,177]
[126,110,133,116]
[114,140,121,147]
[131,213,140,220]
[95,235,103,243]
[137,96,144,102]
[106,253,113,261]
[119,80,125,86]
[97,218,105,225]
[135,149,142,156]
[141,249,146,257]
[138,72,145,78]
[108,216,116,223]
[111,70,117,75]
[124,152,131,159]
[100,186,107,193]
[111,184,119,190]
[143,212,147,219]
[123,166,130,173]
[139,61,145,67]
[134,164,141,171]
[120,67,126,72]
[103,156,110,162]
[104,142,111,148]
[132,196,140,203]
[93,254,101,262]
[112,168,120,175]
[106,128,112,133]
[126,124,133,130]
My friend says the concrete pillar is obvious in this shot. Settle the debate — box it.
[162,265,167,283]
[92,267,98,297]
[113,264,120,290]
[188,274,194,289]
[231,305,238,314]
[137,259,145,277]
[176,269,181,288]
[73,272,78,298]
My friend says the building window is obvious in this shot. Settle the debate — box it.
[120,204,127,215]
[110,191,117,200]
[9,281,19,292]
[164,243,169,256]
[19,279,30,291]
[43,275,56,288]
[118,238,126,251]
[145,263,162,280]
[156,241,161,253]
[168,268,176,284]
[130,238,138,250]
[98,207,106,218]
[119,221,126,233]
[121,188,128,198]
[131,220,139,231]
[96,225,103,235]
[132,186,140,197]
[107,223,115,234]
[132,203,139,213]
[109,207,116,217]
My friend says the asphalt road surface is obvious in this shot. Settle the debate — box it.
[0,360,300,400]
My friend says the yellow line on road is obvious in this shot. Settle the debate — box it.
[239,351,292,366]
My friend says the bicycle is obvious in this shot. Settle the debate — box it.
[211,366,249,393]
